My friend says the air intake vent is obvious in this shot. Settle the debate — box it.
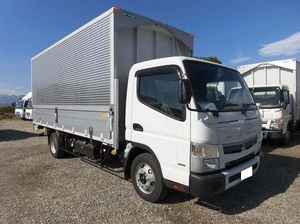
[223,137,257,154]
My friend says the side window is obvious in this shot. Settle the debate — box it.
[138,68,183,119]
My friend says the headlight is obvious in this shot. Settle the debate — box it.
[203,159,219,172]
[191,143,219,173]
[270,119,283,130]
[191,143,219,158]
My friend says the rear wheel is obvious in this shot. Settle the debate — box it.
[49,132,65,158]
[131,153,168,202]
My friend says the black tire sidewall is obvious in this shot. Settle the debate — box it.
[131,153,166,203]
[50,132,64,158]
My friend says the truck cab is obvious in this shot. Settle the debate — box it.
[15,100,25,118]
[249,85,291,144]
[25,100,33,120]
[125,57,263,201]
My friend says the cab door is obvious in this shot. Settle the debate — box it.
[129,66,191,186]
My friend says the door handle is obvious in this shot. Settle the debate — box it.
[133,123,143,132]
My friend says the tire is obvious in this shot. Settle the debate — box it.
[131,153,169,203]
[49,132,65,158]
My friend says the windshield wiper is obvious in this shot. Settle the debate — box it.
[203,103,239,117]
[242,103,257,114]
[204,108,219,117]
[219,103,239,111]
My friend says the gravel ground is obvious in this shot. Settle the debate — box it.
[0,119,299,223]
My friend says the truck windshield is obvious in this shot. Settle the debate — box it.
[26,101,33,109]
[250,87,281,108]
[183,60,256,112]
[15,100,24,109]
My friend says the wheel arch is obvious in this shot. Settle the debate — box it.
[47,129,64,145]
[123,142,160,180]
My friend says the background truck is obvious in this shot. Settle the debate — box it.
[15,91,32,119]
[238,58,300,144]
[32,7,263,202]
[24,98,33,120]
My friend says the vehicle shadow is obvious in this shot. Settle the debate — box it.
[0,129,39,141]
[195,150,300,214]
[161,143,300,213]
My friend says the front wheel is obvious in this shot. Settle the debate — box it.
[49,132,65,158]
[131,153,168,202]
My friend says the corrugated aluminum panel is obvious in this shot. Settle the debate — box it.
[32,14,111,106]
[32,7,194,146]
[266,66,280,85]
[253,67,266,85]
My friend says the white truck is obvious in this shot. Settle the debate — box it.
[24,99,33,120]
[15,92,32,119]
[238,58,300,145]
[32,7,263,202]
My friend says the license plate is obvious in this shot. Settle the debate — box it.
[241,166,253,180]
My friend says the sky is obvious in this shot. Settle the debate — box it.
[1,0,300,96]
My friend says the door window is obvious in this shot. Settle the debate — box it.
[137,67,184,120]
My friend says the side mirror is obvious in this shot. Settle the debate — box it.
[280,90,289,105]
[284,95,289,104]
[281,102,287,109]
[179,79,192,104]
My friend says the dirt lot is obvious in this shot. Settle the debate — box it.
[0,119,299,223]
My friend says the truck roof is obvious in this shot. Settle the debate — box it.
[22,92,32,100]
[130,56,235,71]
[238,58,299,74]
[32,7,194,60]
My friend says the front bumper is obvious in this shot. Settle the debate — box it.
[262,129,283,139]
[189,151,263,198]
[25,114,32,120]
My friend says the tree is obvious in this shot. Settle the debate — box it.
[194,56,222,64]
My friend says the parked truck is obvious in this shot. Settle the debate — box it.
[24,99,33,120]
[32,7,263,202]
[238,58,300,145]
[15,92,32,119]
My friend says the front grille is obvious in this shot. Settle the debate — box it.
[225,152,255,170]
[223,136,257,154]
